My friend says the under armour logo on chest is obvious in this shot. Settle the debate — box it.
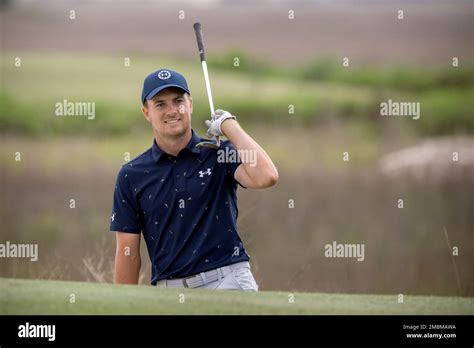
[199,168,212,177]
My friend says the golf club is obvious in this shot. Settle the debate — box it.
[193,22,220,149]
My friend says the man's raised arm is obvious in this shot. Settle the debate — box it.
[219,115,279,189]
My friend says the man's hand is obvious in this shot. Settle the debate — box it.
[204,109,236,138]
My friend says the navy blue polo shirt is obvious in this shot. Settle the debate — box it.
[109,130,250,284]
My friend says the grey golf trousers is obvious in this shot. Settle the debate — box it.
[155,261,258,291]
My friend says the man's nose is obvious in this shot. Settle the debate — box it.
[171,105,185,115]
[166,105,180,115]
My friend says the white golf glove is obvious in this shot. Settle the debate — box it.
[205,109,236,138]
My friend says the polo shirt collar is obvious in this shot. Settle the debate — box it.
[151,129,201,163]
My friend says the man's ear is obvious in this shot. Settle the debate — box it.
[141,103,151,122]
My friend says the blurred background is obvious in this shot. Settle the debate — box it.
[1,0,473,296]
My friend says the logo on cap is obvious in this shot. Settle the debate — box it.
[158,70,171,80]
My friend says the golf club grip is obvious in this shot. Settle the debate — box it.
[193,22,206,62]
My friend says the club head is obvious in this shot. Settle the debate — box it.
[196,141,220,149]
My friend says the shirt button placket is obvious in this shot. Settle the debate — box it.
[174,157,185,193]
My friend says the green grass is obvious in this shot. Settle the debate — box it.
[0,120,387,177]
[1,52,472,136]
[1,278,472,315]
[210,52,474,91]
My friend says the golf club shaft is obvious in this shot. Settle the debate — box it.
[193,22,220,146]
[201,60,215,115]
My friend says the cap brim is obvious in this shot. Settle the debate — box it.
[144,84,190,103]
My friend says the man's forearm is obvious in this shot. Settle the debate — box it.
[114,253,141,284]
[221,119,278,186]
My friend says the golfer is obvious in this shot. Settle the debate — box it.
[110,69,278,291]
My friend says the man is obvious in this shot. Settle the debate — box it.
[110,69,278,291]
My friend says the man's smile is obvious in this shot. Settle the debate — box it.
[165,118,181,124]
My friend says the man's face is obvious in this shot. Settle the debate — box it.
[141,88,193,138]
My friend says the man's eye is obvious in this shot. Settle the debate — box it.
[156,103,164,108]
[176,99,184,103]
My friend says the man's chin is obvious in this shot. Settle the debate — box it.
[159,126,189,138]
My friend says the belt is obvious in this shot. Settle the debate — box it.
[156,261,249,288]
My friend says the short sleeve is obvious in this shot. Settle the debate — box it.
[109,167,142,233]
[222,141,246,188]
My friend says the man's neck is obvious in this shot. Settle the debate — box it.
[154,129,192,157]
